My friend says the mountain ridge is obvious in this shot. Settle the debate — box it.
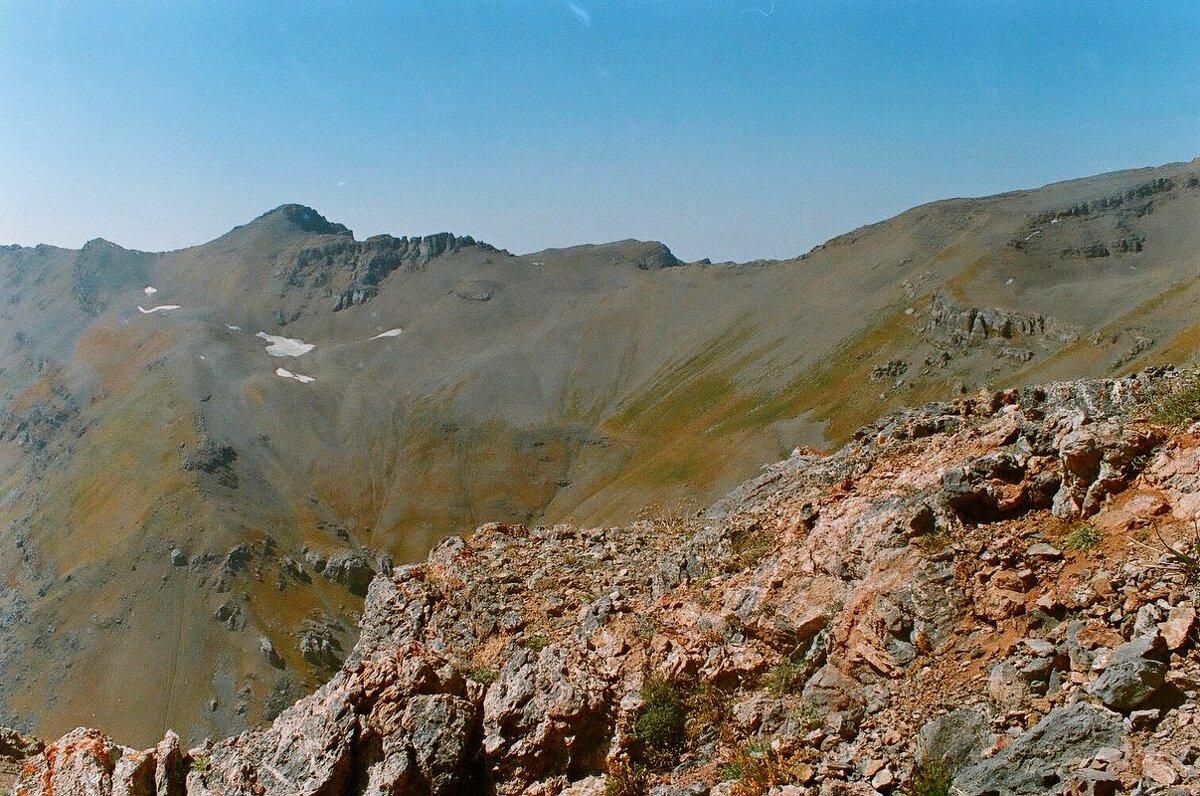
[4,158,1200,744]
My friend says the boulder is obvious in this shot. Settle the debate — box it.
[953,703,1123,796]
[1087,632,1167,711]
[916,707,992,773]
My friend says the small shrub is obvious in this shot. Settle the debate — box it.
[633,676,687,767]
[464,666,498,685]
[638,502,698,537]
[762,659,805,694]
[726,528,773,572]
[722,740,799,796]
[1153,522,1200,584]
[604,758,647,796]
[1153,376,1200,428]
[787,701,821,733]
[684,680,729,742]
[636,616,657,640]
[188,754,211,774]
[1063,522,1103,552]
[904,761,952,796]
[524,634,549,652]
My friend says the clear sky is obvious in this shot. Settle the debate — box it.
[2,1,1198,263]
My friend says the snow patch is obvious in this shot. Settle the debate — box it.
[226,324,242,331]
[275,367,315,384]
[138,304,181,314]
[370,328,403,340]
[256,332,315,357]
[143,286,158,295]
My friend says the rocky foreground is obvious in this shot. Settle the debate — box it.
[7,369,1200,795]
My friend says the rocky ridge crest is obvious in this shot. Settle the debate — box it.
[8,369,1200,795]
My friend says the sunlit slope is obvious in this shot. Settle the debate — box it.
[2,161,1200,743]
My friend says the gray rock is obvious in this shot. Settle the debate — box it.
[321,552,375,596]
[953,702,1123,796]
[169,548,187,567]
[258,636,285,669]
[1025,542,1063,560]
[401,694,477,794]
[916,707,991,773]
[1087,632,1167,711]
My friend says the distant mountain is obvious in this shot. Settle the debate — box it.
[3,159,1200,744]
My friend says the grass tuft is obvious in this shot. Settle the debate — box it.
[903,761,952,796]
[1152,375,1200,428]
[1063,522,1103,552]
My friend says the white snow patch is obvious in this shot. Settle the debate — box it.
[275,367,315,384]
[1050,218,1059,224]
[137,304,181,314]
[144,286,158,295]
[370,328,403,340]
[226,324,242,331]
[256,332,315,357]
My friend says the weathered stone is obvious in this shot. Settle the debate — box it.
[1088,633,1167,711]
[1159,604,1196,651]
[916,707,991,773]
[401,694,477,794]
[1068,769,1121,796]
[954,703,1124,796]
[1141,753,1181,786]
[258,636,285,669]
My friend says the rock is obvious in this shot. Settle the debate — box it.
[916,707,991,773]
[15,728,126,796]
[1128,708,1160,729]
[170,548,187,567]
[988,661,1029,710]
[1159,604,1196,651]
[401,694,478,793]
[1026,543,1063,560]
[300,623,344,670]
[953,703,1124,796]
[321,552,376,596]
[870,766,896,790]
[1141,753,1181,786]
[1068,769,1121,796]
[154,730,185,796]
[0,727,44,793]
[1088,633,1167,712]
[1022,638,1056,657]
[258,636,285,669]
[482,640,613,784]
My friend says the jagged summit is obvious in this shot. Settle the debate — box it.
[252,203,353,237]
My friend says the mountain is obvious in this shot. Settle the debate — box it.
[6,368,1200,795]
[3,160,1200,745]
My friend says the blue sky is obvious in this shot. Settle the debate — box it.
[2,1,1198,262]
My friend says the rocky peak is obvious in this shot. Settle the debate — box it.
[11,367,1200,795]
[258,204,353,237]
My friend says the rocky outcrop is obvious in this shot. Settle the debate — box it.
[11,369,1200,795]
[929,290,1079,348]
[302,232,490,311]
[0,728,42,794]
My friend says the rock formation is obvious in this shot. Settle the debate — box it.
[9,368,1200,794]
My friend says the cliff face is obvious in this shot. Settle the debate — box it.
[10,368,1200,795]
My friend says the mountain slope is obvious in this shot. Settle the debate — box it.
[9,368,1200,795]
[3,160,1200,743]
